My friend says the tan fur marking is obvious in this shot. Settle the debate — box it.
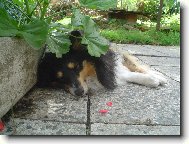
[123,52,148,73]
[78,60,96,85]
[67,62,75,69]
[56,71,63,78]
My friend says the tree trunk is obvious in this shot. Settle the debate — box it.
[156,0,164,31]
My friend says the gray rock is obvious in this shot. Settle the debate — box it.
[0,37,42,118]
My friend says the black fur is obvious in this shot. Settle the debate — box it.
[37,30,117,92]
[37,49,94,88]
[94,50,117,89]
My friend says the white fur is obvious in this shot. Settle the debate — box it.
[115,54,167,87]
[81,53,167,94]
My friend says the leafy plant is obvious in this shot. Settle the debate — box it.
[0,8,49,49]
[71,8,109,57]
[0,0,117,57]
[137,0,180,21]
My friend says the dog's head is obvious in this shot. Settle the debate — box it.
[54,54,96,96]
[52,30,93,96]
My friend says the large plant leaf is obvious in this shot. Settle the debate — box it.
[0,8,19,36]
[82,16,109,57]
[0,8,48,49]
[72,9,109,57]
[12,0,25,9]
[20,19,49,49]
[47,31,71,57]
[71,8,85,27]
[79,0,117,10]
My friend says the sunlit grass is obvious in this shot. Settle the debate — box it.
[101,28,180,46]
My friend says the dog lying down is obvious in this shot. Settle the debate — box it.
[37,31,167,96]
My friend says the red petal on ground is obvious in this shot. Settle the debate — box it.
[0,120,5,131]
[99,109,109,114]
[106,102,113,107]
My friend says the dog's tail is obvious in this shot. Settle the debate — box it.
[122,52,149,73]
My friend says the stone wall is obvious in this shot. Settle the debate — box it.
[0,37,42,118]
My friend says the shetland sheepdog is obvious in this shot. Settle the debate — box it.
[37,31,167,96]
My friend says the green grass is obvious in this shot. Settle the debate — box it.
[100,28,180,46]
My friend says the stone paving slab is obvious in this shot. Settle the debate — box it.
[110,43,166,56]
[137,56,180,66]
[152,66,180,82]
[91,124,180,135]
[144,45,180,58]
[11,118,86,135]
[110,43,180,57]
[90,78,180,125]
[12,88,88,123]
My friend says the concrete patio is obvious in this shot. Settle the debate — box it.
[0,44,180,135]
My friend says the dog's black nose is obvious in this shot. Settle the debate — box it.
[74,88,84,96]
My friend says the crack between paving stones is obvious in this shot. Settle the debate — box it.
[90,122,180,126]
[150,65,180,67]
[151,68,180,83]
[133,54,180,59]
[147,47,180,58]
[136,57,180,83]
[11,117,87,124]
[86,95,91,135]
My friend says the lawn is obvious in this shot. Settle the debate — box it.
[100,28,180,46]
[98,15,180,46]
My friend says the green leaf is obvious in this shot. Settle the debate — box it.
[47,32,71,57]
[82,36,109,57]
[0,8,48,49]
[72,9,109,57]
[0,8,19,36]
[71,8,85,27]
[79,0,117,10]
[82,16,109,57]
[20,19,49,49]
[12,0,25,9]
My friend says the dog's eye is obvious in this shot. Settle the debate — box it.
[56,71,64,78]
[67,62,75,69]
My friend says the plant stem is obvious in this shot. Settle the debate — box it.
[24,0,30,16]
[29,0,43,18]
[40,1,49,20]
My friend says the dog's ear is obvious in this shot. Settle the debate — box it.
[69,30,86,51]
[94,50,117,90]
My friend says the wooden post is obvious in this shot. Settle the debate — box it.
[156,0,164,31]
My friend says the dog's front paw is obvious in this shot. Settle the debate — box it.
[148,70,168,86]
